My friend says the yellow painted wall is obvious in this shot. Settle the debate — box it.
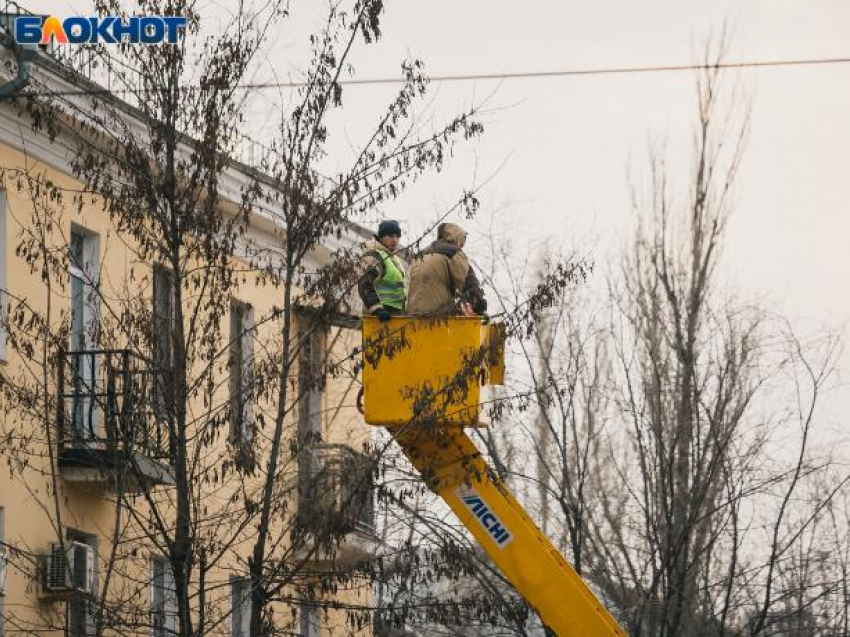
[0,140,373,636]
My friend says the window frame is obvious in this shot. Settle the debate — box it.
[0,506,5,637]
[152,265,176,424]
[152,265,175,370]
[68,227,100,439]
[68,225,100,353]
[229,298,255,445]
[299,602,321,637]
[297,314,327,445]
[0,188,6,362]
[229,576,251,637]
[150,555,176,637]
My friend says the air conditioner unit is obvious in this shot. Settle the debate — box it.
[44,542,94,594]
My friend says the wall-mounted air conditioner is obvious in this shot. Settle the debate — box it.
[43,542,94,594]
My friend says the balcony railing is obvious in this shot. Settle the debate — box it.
[298,443,376,538]
[56,348,173,488]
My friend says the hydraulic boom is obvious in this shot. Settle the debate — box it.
[362,317,626,636]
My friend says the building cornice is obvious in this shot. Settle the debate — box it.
[0,39,371,269]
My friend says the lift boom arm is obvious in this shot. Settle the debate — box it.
[362,317,626,636]
[392,425,625,636]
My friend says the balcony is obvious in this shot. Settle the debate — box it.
[56,349,174,492]
[295,443,380,566]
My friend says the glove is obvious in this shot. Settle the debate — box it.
[375,307,391,322]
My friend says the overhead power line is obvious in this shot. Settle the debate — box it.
[250,55,850,88]
[21,55,850,97]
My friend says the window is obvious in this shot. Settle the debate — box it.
[299,603,321,637]
[229,299,254,444]
[68,226,99,352]
[229,577,251,637]
[66,530,96,637]
[0,188,6,362]
[297,315,326,445]
[152,266,174,368]
[0,506,5,637]
[297,315,327,511]
[152,266,175,422]
[68,227,100,438]
[150,557,176,637]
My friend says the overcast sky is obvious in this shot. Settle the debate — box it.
[238,1,850,328]
[269,0,850,429]
[38,0,850,426]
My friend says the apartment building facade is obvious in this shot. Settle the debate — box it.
[0,7,378,636]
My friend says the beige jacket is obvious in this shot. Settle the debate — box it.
[407,223,487,316]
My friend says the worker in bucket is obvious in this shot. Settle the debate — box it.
[358,220,407,321]
[407,222,488,317]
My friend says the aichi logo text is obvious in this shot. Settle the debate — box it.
[457,487,513,547]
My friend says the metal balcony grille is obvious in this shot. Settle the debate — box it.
[57,348,172,463]
[298,443,375,537]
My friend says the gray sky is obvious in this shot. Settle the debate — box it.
[38,0,850,424]
[271,1,850,420]
[257,1,850,331]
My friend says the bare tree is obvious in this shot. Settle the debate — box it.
[0,0,296,634]
[0,0,519,631]
[469,43,847,637]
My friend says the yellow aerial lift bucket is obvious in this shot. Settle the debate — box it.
[361,316,503,427]
[360,316,626,636]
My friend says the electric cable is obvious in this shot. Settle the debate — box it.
[17,55,850,97]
